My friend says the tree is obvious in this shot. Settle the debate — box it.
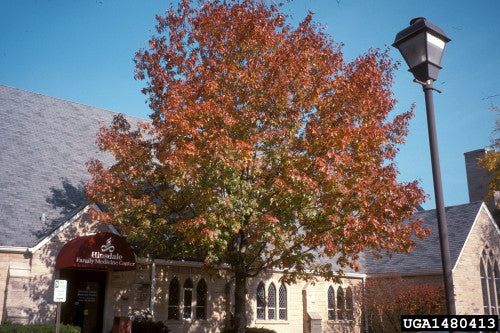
[85,0,428,331]
[364,278,445,333]
[479,105,500,203]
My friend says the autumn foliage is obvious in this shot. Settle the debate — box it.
[364,278,446,332]
[85,0,427,330]
[479,105,500,203]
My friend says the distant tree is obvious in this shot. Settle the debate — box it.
[86,0,428,331]
[364,278,445,333]
[479,105,500,203]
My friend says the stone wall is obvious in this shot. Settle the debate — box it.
[146,263,229,333]
[0,252,31,323]
[247,271,306,333]
[102,264,150,333]
[453,205,500,314]
[150,267,364,333]
[0,209,116,326]
[29,210,112,324]
[0,210,111,324]
[302,277,363,333]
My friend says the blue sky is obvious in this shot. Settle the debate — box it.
[1,0,498,209]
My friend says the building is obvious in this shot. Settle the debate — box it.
[366,200,499,315]
[1,85,498,332]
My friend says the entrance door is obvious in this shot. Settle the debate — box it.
[60,269,107,333]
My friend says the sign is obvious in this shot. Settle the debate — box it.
[77,282,98,303]
[55,233,136,271]
[53,279,67,302]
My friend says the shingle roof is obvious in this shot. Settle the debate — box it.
[0,85,145,247]
[364,201,484,275]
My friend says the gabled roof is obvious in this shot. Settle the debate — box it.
[365,201,485,275]
[0,85,145,247]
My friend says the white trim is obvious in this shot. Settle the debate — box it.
[482,202,500,235]
[367,270,442,278]
[254,321,290,325]
[335,272,366,279]
[149,259,205,268]
[452,205,481,273]
[107,223,121,235]
[452,202,499,272]
[0,204,112,254]
[30,204,101,253]
[0,246,29,253]
[298,270,366,279]
[259,267,367,279]
[137,258,367,278]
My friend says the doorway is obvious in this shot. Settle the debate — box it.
[60,269,107,333]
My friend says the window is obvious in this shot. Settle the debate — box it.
[346,287,353,320]
[489,253,499,315]
[183,279,193,319]
[257,282,265,320]
[256,282,287,321]
[279,284,287,320]
[268,283,276,320]
[337,286,344,320]
[481,258,489,314]
[488,261,496,315]
[196,279,207,320]
[168,277,180,320]
[495,264,500,312]
[327,286,335,320]
[480,248,499,315]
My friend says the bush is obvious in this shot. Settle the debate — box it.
[131,313,170,333]
[222,328,276,333]
[364,277,446,332]
[0,322,80,333]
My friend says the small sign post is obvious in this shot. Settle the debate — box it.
[54,279,67,333]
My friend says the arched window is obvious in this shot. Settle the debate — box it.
[480,248,499,315]
[480,258,489,314]
[168,277,180,320]
[346,287,353,320]
[495,263,500,311]
[183,278,193,319]
[279,284,287,320]
[337,286,344,320]
[489,253,499,315]
[196,279,207,320]
[327,286,335,320]
[257,282,265,320]
[268,283,276,320]
[488,261,496,315]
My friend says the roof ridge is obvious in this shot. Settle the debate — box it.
[418,200,483,213]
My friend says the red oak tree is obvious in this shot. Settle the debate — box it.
[86,0,428,330]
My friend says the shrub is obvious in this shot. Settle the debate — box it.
[131,312,170,333]
[0,322,80,333]
[222,328,276,333]
[364,277,446,332]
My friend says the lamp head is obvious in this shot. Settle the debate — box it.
[393,17,451,82]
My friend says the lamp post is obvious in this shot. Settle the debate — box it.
[393,17,456,315]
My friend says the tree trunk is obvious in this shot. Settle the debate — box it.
[234,271,248,333]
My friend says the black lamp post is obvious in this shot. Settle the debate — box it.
[393,17,456,315]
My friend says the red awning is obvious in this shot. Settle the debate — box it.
[56,233,136,271]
